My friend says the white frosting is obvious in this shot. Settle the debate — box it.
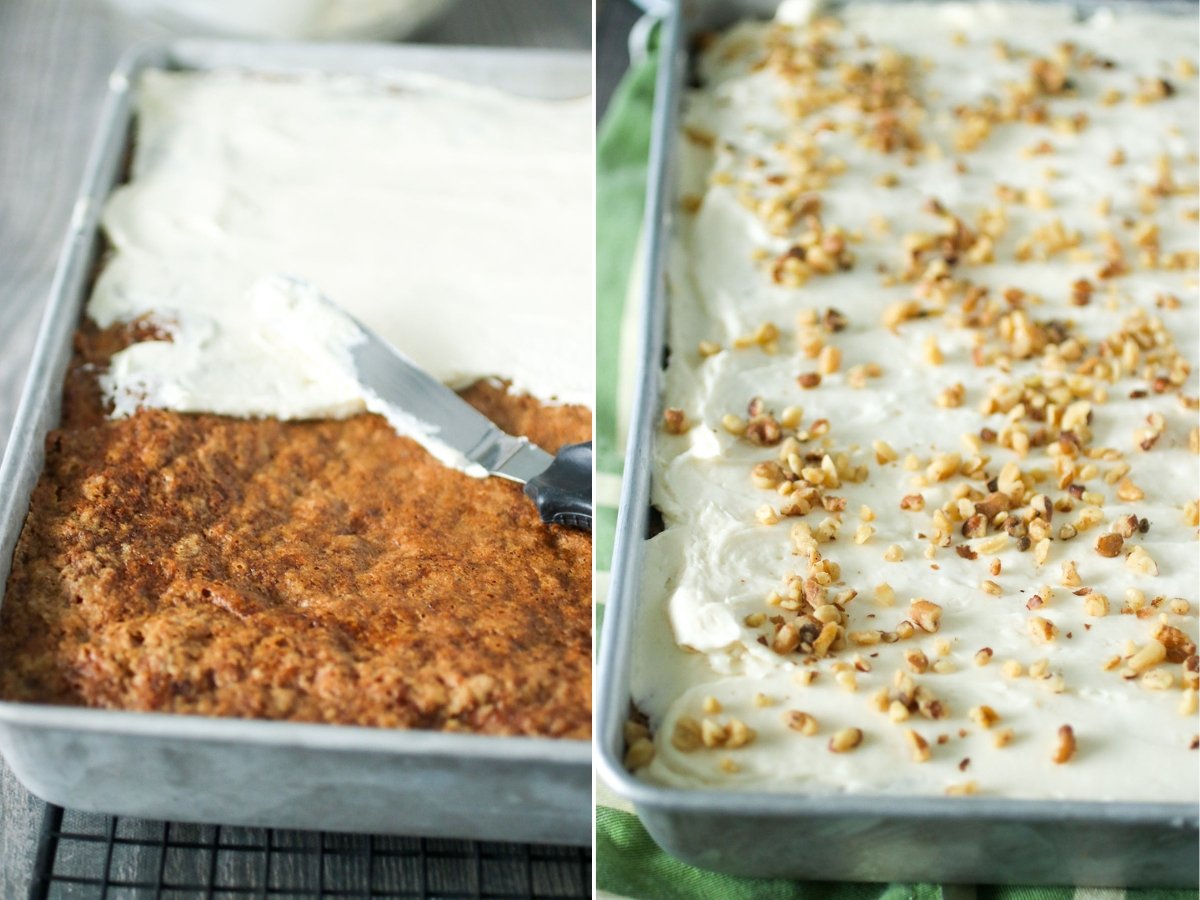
[101,273,485,473]
[633,2,1199,800]
[90,69,592,470]
[108,0,454,40]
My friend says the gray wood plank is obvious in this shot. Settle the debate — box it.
[0,2,590,896]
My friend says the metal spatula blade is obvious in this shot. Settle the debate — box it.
[348,320,592,531]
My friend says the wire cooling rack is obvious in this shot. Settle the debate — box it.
[30,806,592,899]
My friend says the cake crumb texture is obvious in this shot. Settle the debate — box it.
[0,325,591,737]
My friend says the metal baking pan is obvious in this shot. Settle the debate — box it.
[596,0,1200,884]
[0,39,590,845]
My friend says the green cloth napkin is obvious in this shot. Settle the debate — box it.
[592,37,1199,900]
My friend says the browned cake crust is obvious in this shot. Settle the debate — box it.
[0,324,592,738]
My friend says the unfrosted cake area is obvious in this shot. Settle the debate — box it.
[0,69,593,736]
[628,2,1199,798]
[93,70,594,428]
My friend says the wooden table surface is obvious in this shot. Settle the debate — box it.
[0,1,590,894]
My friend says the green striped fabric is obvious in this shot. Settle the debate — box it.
[592,44,1199,900]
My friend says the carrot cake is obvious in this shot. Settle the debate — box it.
[626,1,1199,796]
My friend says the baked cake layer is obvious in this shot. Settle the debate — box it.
[0,326,591,737]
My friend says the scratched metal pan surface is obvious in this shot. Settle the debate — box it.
[0,39,590,845]
[596,0,1199,884]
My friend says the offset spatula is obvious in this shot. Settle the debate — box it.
[348,317,592,532]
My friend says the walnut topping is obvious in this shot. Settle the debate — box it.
[1028,616,1058,643]
[818,345,842,375]
[873,583,897,607]
[1051,724,1076,764]
[672,717,702,752]
[910,600,943,632]
[828,727,863,753]
[1181,690,1198,717]
[1083,593,1109,617]
[662,408,689,435]
[624,718,650,747]
[785,710,819,735]
[625,737,656,770]
[735,321,780,353]
[725,717,757,749]
[1126,639,1167,675]
[1125,545,1159,576]
[945,781,979,796]
[721,414,747,436]
[773,622,801,655]
[746,414,783,446]
[969,705,1000,729]
[974,492,1012,520]
[1116,478,1145,502]
[906,729,931,763]
[923,336,944,366]
[823,308,849,332]
[1154,624,1197,663]
[873,440,898,464]
[700,718,726,748]
[813,621,840,657]
[905,649,930,673]
[1094,532,1123,558]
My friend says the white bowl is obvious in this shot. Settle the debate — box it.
[102,0,464,40]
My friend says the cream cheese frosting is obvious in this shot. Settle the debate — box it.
[89,68,592,471]
[101,273,486,474]
[630,1,1199,801]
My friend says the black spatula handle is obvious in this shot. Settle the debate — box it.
[524,442,592,531]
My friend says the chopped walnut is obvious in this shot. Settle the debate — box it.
[672,717,702,752]
[1154,623,1197,663]
[1083,593,1110,617]
[785,710,819,735]
[662,408,689,435]
[910,600,943,632]
[945,781,979,796]
[1094,532,1123,558]
[1051,724,1076,764]
[828,727,863,753]
[1128,639,1168,673]
[1028,616,1058,643]
[969,705,1000,729]
[624,719,650,747]
[625,737,656,770]
[906,729,931,763]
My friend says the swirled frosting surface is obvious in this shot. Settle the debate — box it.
[631,1,1199,800]
[89,69,592,471]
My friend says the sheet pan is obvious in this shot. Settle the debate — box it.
[0,39,591,845]
[595,0,1200,883]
